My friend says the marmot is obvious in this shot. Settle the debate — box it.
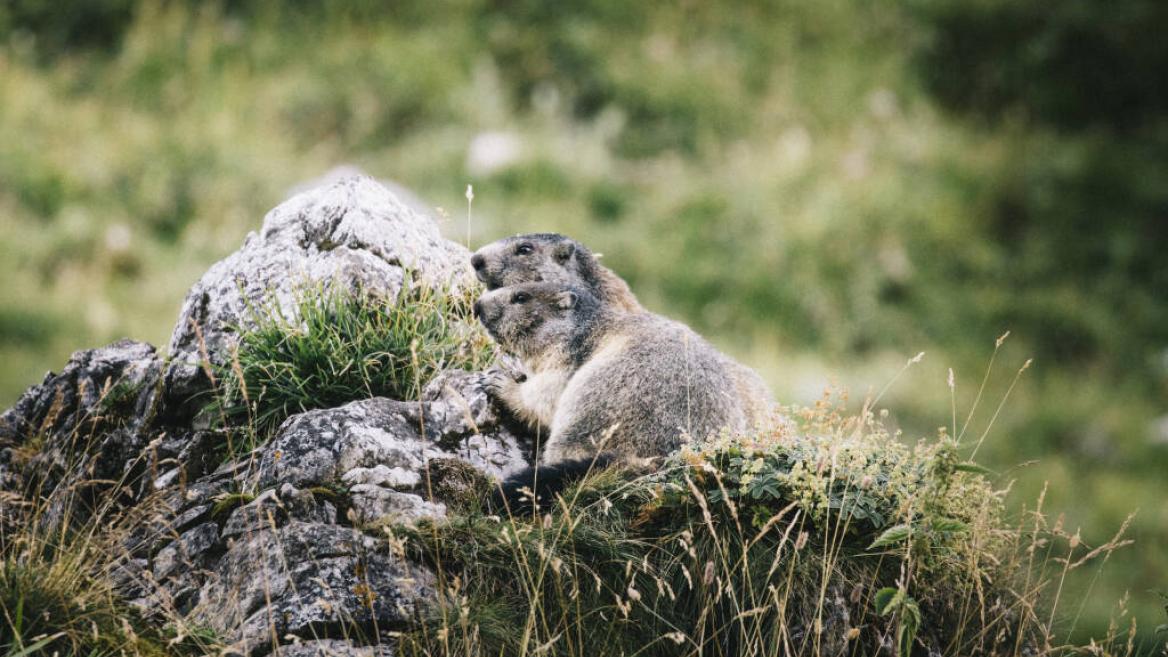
[471,233,773,426]
[473,282,751,477]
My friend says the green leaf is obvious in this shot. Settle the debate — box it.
[897,596,922,657]
[897,622,917,657]
[869,524,913,549]
[954,462,996,476]
[902,596,922,626]
[874,587,900,615]
[8,633,66,657]
[931,517,968,533]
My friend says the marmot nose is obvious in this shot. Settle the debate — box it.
[470,254,486,271]
[473,299,484,319]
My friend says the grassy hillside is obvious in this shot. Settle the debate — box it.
[0,0,1164,645]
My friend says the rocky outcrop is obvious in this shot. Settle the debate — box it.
[164,175,474,420]
[0,339,164,496]
[0,175,532,656]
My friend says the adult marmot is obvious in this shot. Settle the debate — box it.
[471,233,773,426]
[474,282,751,491]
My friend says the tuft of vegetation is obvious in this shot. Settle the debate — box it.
[1,473,220,657]
[208,276,494,443]
[399,391,1143,657]
[1,542,167,657]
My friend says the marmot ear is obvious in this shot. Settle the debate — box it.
[553,241,576,262]
[556,291,578,310]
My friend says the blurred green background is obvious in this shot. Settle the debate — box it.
[1,0,1165,646]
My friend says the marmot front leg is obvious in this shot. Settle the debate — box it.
[485,366,541,432]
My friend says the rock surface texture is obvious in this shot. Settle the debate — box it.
[0,176,530,656]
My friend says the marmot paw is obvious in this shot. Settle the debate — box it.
[484,366,524,400]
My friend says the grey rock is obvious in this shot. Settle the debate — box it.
[342,465,420,489]
[254,398,448,491]
[0,339,162,443]
[247,373,528,528]
[347,484,445,526]
[287,164,434,220]
[419,369,533,476]
[135,366,527,652]
[1,174,541,657]
[273,639,394,657]
[153,521,221,580]
[164,175,474,411]
[0,339,163,495]
[221,487,336,541]
[254,377,527,494]
[148,429,226,491]
[191,521,431,654]
[168,503,213,536]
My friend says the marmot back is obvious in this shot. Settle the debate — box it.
[546,311,747,462]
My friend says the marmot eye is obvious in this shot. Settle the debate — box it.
[515,243,534,256]
[511,291,530,304]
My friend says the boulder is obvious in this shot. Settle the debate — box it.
[164,175,475,417]
[253,370,528,493]
[270,640,395,657]
[191,520,432,655]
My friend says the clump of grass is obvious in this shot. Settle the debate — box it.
[1,543,166,656]
[1,439,220,656]
[399,388,1139,657]
[209,275,494,442]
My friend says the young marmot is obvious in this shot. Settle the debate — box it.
[474,282,750,475]
[471,233,774,426]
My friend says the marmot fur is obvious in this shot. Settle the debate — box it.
[473,282,750,468]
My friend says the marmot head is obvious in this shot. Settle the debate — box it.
[473,282,600,361]
[470,233,601,292]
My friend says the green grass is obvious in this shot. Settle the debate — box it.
[400,393,1146,657]
[208,276,494,444]
[1,547,167,657]
[1,460,220,657]
[0,279,1160,655]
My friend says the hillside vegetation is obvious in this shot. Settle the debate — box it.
[0,277,1150,656]
[0,0,1165,645]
